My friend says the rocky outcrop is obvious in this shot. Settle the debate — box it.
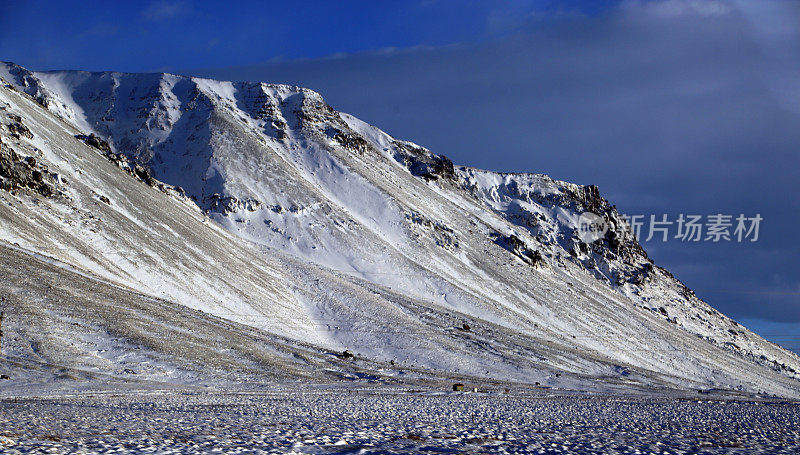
[204,194,262,214]
[6,114,33,140]
[332,130,371,155]
[392,141,455,182]
[491,232,544,267]
[235,83,288,139]
[563,183,648,264]
[75,133,112,154]
[78,135,185,198]
[133,164,156,187]
[559,185,655,285]
[458,169,653,285]
[0,141,55,197]
[294,92,339,127]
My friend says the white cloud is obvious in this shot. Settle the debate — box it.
[620,0,733,18]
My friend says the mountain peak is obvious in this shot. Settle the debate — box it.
[1,62,798,397]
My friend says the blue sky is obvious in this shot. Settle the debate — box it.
[1,0,799,354]
[0,0,614,72]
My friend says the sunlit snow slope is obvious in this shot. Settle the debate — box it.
[1,62,798,397]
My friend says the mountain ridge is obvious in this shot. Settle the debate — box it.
[1,61,798,397]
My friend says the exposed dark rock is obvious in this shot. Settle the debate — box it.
[431,156,455,180]
[579,184,602,213]
[272,121,288,140]
[337,350,355,359]
[237,86,279,120]
[406,212,454,233]
[87,144,184,199]
[133,164,156,187]
[294,95,339,126]
[392,141,455,182]
[0,141,55,197]
[568,241,589,258]
[555,184,655,284]
[680,286,696,300]
[6,113,33,140]
[491,232,544,267]
[75,133,112,154]
[106,152,130,168]
[332,130,371,154]
[235,85,289,138]
[205,194,262,214]
[627,263,654,285]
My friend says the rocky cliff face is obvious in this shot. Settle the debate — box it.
[0,111,58,197]
[1,61,798,396]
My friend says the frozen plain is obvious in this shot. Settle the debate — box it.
[0,390,799,454]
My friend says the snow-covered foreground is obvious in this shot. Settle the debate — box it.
[0,390,798,454]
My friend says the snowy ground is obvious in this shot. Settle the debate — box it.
[0,389,798,454]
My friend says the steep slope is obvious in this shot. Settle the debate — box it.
[1,62,798,397]
[0,243,384,393]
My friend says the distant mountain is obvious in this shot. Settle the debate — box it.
[1,61,798,396]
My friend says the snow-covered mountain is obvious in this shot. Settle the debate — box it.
[1,61,798,397]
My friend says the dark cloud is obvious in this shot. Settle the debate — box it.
[189,1,799,346]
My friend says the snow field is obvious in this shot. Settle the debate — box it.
[0,390,798,454]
